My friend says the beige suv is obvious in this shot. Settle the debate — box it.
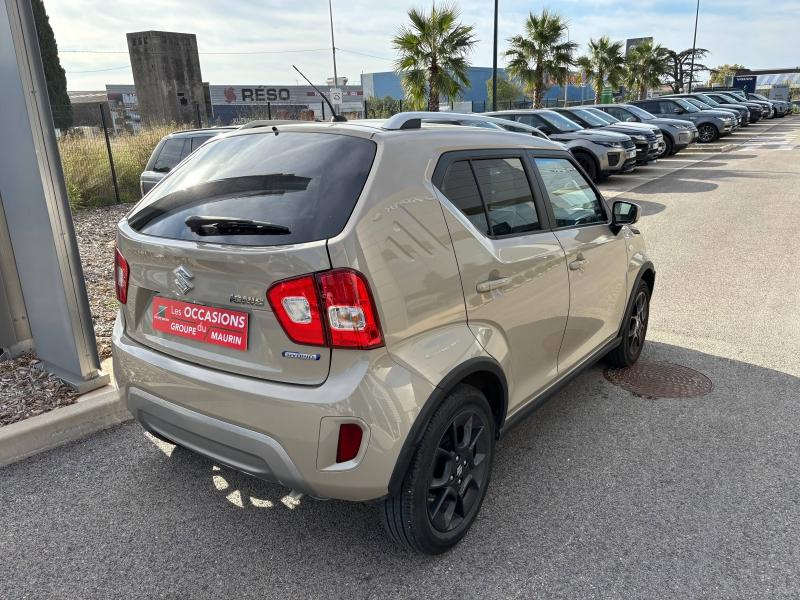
[113,114,654,554]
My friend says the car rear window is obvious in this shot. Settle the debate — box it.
[128,131,377,247]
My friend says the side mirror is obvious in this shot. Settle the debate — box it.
[611,201,639,233]
[673,107,684,114]
[626,116,637,122]
[539,126,554,135]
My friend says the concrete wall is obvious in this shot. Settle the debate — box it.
[126,31,205,125]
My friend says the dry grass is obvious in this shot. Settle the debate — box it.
[58,123,193,208]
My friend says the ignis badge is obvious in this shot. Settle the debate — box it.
[282,351,321,361]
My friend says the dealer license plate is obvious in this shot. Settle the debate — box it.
[152,297,249,351]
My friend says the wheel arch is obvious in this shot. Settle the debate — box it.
[386,357,508,497]
[570,147,600,178]
[618,261,656,338]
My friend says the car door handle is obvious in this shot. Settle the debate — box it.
[569,258,587,271]
[476,277,511,293]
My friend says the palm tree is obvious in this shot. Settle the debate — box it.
[392,3,477,112]
[577,36,626,103]
[504,9,576,108]
[625,40,671,100]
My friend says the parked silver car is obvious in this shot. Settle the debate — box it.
[631,98,734,143]
[670,94,746,128]
[113,115,653,554]
[553,107,664,163]
[592,104,698,156]
[486,109,637,181]
[139,127,236,197]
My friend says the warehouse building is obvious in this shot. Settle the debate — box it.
[102,83,364,130]
[361,66,593,111]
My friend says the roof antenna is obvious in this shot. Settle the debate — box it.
[292,65,347,122]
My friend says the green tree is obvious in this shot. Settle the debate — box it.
[577,36,626,103]
[625,40,671,100]
[32,0,72,129]
[392,3,477,112]
[709,63,747,86]
[366,95,403,118]
[663,48,709,93]
[486,77,524,107]
[504,9,576,108]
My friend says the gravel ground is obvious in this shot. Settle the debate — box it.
[72,204,130,359]
[0,353,78,426]
[0,204,129,426]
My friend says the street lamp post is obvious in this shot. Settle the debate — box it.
[492,0,498,111]
[688,0,700,93]
[564,26,570,107]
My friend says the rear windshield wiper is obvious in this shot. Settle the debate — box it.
[185,215,291,236]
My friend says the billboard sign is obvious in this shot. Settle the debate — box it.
[210,85,363,106]
[769,83,790,102]
[732,75,757,93]
[625,37,653,57]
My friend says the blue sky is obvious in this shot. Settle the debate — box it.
[48,0,798,90]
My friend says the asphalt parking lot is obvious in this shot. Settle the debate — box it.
[1,118,798,600]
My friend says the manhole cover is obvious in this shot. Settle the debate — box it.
[604,361,712,399]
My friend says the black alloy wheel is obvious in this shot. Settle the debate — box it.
[662,135,674,156]
[626,288,649,360]
[381,384,495,554]
[606,280,651,367]
[427,409,491,533]
[697,123,718,143]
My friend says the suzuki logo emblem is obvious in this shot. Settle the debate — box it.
[173,265,194,295]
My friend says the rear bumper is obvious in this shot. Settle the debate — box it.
[128,388,309,492]
[112,313,435,501]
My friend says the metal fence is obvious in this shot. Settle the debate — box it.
[52,95,602,209]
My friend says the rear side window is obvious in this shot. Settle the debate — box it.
[439,157,540,237]
[190,135,215,151]
[605,106,630,121]
[534,157,606,227]
[440,161,489,233]
[128,132,377,247]
[472,158,540,235]
[152,138,186,173]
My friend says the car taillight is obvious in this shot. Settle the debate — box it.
[317,269,383,349]
[114,247,129,304]
[336,423,363,463]
[267,275,326,346]
[267,268,383,350]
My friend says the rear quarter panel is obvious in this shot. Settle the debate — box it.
[327,134,485,388]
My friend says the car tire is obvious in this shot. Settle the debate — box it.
[381,384,495,555]
[697,123,719,143]
[574,151,598,181]
[606,280,651,368]
[662,135,674,156]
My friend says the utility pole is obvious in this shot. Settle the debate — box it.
[564,26,570,106]
[492,0,498,111]
[688,0,700,93]
[328,0,338,86]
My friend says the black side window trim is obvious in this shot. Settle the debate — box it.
[526,151,611,231]
[433,148,554,236]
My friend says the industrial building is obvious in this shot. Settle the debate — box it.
[126,31,206,125]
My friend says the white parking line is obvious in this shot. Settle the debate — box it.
[598,119,799,197]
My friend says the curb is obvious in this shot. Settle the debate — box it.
[0,384,131,467]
